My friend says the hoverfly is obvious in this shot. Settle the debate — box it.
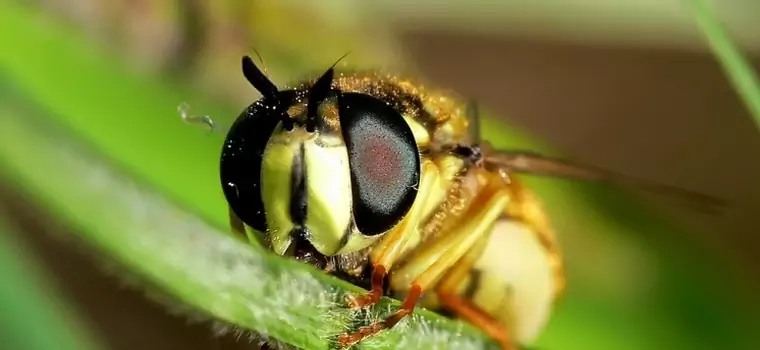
[184,54,722,350]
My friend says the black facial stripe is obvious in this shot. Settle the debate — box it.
[335,220,356,252]
[291,226,329,270]
[289,143,307,225]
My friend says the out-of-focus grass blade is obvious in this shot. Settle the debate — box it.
[689,0,760,132]
[0,216,102,350]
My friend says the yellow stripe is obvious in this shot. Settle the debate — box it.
[261,141,297,255]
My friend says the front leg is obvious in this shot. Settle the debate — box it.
[339,172,511,346]
[434,234,516,350]
[344,159,442,309]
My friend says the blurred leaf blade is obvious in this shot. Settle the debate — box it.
[0,0,235,230]
[0,216,102,350]
[689,0,760,132]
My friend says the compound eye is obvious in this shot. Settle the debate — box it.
[338,92,421,236]
[220,92,294,232]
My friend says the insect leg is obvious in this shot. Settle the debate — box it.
[437,293,516,350]
[338,172,510,347]
[344,159,442,309]
[432,226,515,350]
[435,188,560,350]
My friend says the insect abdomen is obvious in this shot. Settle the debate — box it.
[465,218,557,344]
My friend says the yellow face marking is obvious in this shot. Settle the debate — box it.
[262,94,418,257]
[260,125,356,257]
[302,136,353,255]
[260,137,298,255]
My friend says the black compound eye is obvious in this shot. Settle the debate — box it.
[338,92,421,236]
[220,91,295,232]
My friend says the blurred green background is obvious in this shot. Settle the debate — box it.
[1,1,760,349]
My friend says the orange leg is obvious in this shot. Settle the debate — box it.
[437,292,516,350]
[344,153,472,310]
[344,159,442,309]
[338,284,423,347]
[433,230,516,349]
[338,172,510,347]
[344,264,387,309]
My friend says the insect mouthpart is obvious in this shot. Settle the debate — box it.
[289,226,330,270]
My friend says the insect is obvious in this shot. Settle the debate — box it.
[199,55,723,350]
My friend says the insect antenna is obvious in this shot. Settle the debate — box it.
[241,54,297,130]
[305,53,348,131]
[306,67,334,132]
[250,47,269,76]
[241,55,278,99]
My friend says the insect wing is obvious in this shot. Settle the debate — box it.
[482,148,725,213]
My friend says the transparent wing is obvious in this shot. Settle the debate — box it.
[483,148,725,213]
